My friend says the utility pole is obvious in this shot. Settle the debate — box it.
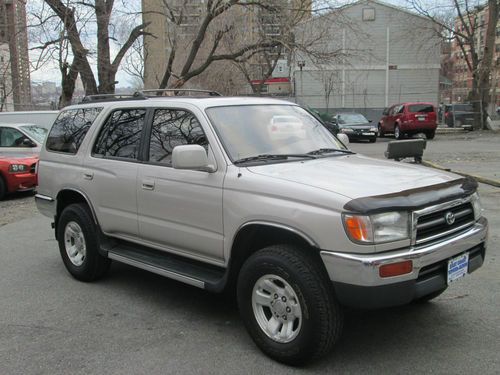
[298,60,305,105]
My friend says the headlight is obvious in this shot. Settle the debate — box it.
[370,127,377,133]
[471,192,482,220]
[9,164,28,173]
[343,211,410,244]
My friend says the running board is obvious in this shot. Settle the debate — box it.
[106,242,227,291]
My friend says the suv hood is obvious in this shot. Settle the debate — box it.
[247,154,461,200]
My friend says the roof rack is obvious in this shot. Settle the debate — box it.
[80,93,146,103]
[138,89,222,97]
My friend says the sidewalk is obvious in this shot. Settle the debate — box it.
[422,131,500,186]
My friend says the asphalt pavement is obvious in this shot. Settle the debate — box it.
[0,134,499,374]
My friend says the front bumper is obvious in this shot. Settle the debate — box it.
[320,217,488,308]
[6,173,37,193]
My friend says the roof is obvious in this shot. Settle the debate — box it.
[67,96,298,111]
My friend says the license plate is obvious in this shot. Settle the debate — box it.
[447,253,469,284]
[417,117,426,121]
[362,132,374,136]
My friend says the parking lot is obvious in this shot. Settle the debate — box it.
[1,134,499,374]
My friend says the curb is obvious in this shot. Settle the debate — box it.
[422,160,500,188]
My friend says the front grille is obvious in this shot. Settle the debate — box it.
[415,202,475,244]
[30,163,37,174]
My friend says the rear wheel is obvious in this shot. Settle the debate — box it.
[394,125,402,140]
[57,203,111,281]
[426,130,436,140]
[0,176,5,200]
[237,244,343,365]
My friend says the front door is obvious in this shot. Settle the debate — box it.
[137,108,225,263]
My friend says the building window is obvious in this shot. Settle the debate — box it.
[362,8,375,21]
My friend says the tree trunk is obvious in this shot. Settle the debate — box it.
[58,62,79,109]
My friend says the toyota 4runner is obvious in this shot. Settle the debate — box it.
[35,91,488,365]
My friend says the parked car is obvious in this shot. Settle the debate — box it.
[0,111,59,130]
[331,112,377,142]
[0,123,48,155]
[443,103,475,128]
[378,102,437,140]
[0,154,38,200]
[35,92,487,365]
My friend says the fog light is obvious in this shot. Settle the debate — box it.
[379,260,413,278]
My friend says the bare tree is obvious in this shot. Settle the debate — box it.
[145,0,344,90]
[321,71,341,113]
[406,0,499,129]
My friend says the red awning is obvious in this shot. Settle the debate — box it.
[250,77,290,85]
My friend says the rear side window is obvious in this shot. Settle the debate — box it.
[409,104,434,113]
[93,109,146,160]
[46,107,102,154]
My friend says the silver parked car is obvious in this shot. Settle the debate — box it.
[0,123,48,155]
[35,91,488,365]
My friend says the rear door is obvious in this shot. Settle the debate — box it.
[137,106,225,263]
[82,108,147,239]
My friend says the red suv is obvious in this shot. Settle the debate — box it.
[0,154,38,200]
[378,102,437,140]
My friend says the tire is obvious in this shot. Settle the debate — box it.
[369,137,376,143]
[414,287,447,303]
[377,124,385,137]
[57,203,111,282]
[0,175,5,200]
[394,125,402,140]
[426,130,436,140]
[237,245,343,365]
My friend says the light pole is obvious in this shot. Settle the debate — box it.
[298,60,305,104]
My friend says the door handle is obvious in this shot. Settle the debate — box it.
[83,171,94,180]
[142,180,155,190]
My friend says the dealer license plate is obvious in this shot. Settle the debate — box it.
[447,253,469,284]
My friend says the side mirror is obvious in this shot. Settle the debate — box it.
[21,138,36,147]
[172,144,215,172]
[369,119,373,123]
[337,133,350,145]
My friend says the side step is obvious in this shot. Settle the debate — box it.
[106,242,227,291]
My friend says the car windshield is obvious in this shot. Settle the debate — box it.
[20,125,48,143]
[408,104,434,113]
[206,105,347,163]
[337,113,368,124]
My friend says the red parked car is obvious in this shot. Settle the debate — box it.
[0,154,38,200]
[378,102,437,140]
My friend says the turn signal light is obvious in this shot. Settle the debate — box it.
[344,215,372,242]
[379,261,413,278]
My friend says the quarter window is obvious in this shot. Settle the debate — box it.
[93,109,146,159]
[46,107,102,154]
[148,109,208,165]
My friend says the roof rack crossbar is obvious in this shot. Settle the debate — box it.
[138,89,222,97]
[80,92,146,103]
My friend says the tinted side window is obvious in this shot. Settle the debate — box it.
[0,127,27,147]
[409,104,434,113]
[149,109,208,165]
[93,109,146,159]
[397,105,405,114]
[46,108,102,153]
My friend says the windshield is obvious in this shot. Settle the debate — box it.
[337,113,369,124]
[20,125,48,143]
[206,105,347,162]
[408,104,434,113]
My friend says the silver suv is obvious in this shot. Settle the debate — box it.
[35,91,488,365]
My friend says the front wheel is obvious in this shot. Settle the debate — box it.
[237,245,343,365]
[394,125,402,140]
[0,176,5,200]
[369,137,376,143]
[377,124,385,137]
[57,203,111,282]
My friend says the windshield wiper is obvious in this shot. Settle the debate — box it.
[233,153,317,165]
[307,148,355,156]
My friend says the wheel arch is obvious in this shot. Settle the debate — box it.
[224,222,327,291]
[55,188,99,238]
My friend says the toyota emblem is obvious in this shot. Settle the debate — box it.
[445,211,455,225]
